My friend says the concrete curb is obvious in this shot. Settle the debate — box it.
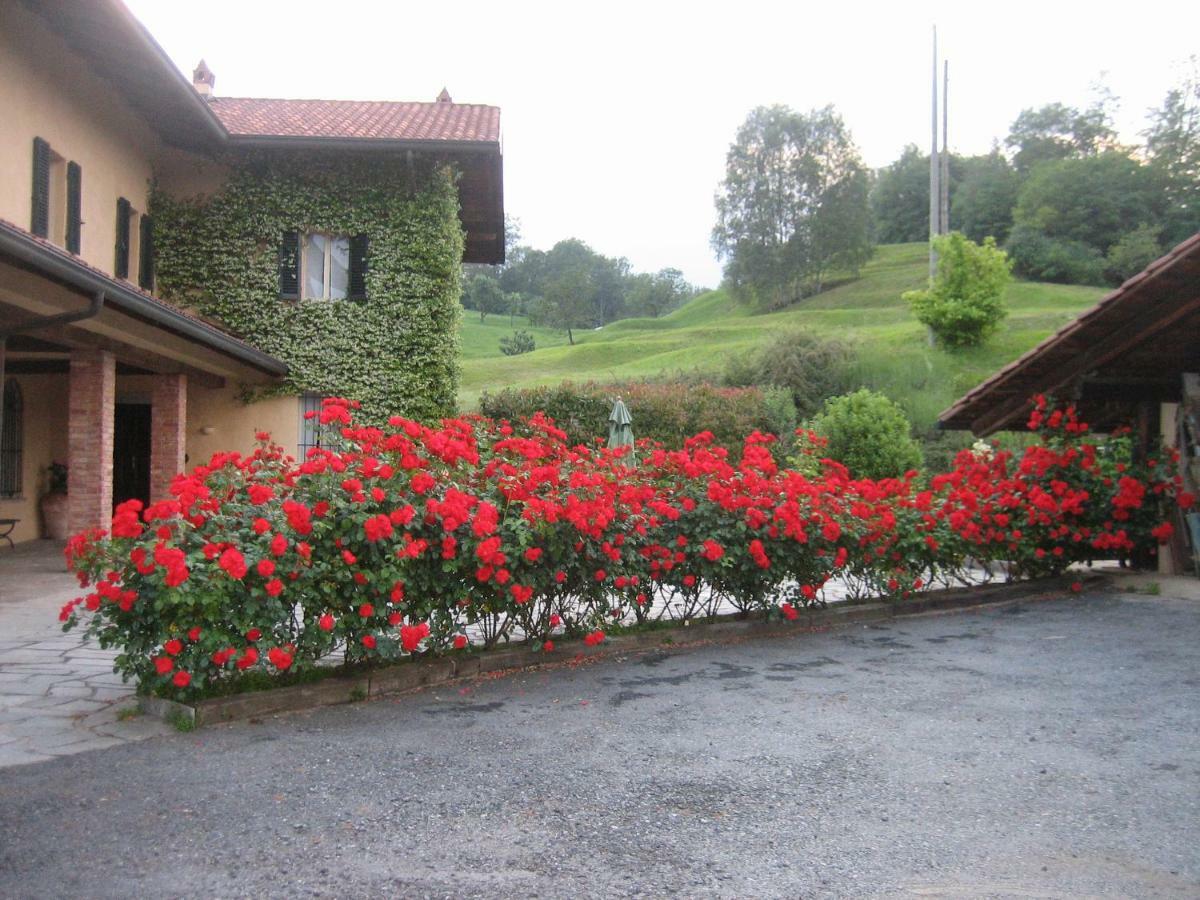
[142,573,1105,729]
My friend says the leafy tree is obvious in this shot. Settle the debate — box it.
[904,232,1012,348]
[808,389,923,479]
[1012,151,1157,255]
[1005,224,1106,285]
[870,144,931,244]
[713,105,873,309]
[1143,60,1200,245]
[1104,225,1163,284]
[950,151,1020,244]
[626,268,691,318]
[462,270,508,322]
[1005,99,1117,174]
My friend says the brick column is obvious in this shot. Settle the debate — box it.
[150,373,187,502]
[68,349,115,535]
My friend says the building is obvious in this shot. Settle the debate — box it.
[0,0,503,545]
[939,232,1200,572]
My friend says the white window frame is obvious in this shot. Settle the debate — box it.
[301,232,350,301]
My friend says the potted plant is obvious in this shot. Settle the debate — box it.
[41,462,69,541]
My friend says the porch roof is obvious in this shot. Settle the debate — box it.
[0,219,288,380]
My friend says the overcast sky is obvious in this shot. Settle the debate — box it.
[126,0,1199,288]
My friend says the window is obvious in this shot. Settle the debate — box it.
[31,138,78,251]
[1,380,23,499]
[279,231,368,301]
[115,197,132,278]
[303,233,350,300]
[298,393,324,457]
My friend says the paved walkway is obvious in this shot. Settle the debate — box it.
[0,541,171,767]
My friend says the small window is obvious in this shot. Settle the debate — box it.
[1,380,23,498]
[302,233,350,300]
[298,393,324,457]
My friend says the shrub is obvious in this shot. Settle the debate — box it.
[480,381,775,451]
[1104,225,1162,285]
[1006,224,1105,285]
[808,389,923,479]
[58,397,1186,701]
[499,330,536,356]
[904,232,1012,349]
[723,329,854,418]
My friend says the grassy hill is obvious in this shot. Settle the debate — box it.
[457,243,1105,434]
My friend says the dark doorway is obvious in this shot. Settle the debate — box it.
[113,403,151,508]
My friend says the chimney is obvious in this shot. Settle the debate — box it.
[436,87,452,103]
[193,60,215,99]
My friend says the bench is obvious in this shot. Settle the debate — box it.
[0,518,18,548]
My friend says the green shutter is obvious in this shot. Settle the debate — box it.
[279,231,300,299]
[348,234,369,300]
[138,215,155,289]
[65,162,82,254]
[114,197,131,278]
[31,138,50,238]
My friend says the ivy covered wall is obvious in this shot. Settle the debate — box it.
[152,154,464,421]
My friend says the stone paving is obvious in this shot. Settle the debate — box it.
[0,541,172,768]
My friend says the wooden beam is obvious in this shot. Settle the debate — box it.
[970,293,1200,435]
[30,323,225,389]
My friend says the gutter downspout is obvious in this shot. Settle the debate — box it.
[0,292,105,491]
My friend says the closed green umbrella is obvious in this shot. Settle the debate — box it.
[607,397,634,449]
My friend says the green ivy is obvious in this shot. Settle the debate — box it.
[152,153,464,421]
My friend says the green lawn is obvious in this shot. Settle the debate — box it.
[457,243,1107,432]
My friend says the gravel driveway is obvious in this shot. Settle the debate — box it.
[1,588,1197,898]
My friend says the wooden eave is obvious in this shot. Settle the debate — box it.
[939,232,1200,436]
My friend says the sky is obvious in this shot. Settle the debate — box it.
[125,0,1200,288]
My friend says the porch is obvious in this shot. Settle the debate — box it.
[0,219,289,544]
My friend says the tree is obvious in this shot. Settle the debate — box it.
[950,150,1020,244]
[808,389,923,479]
[713,105,873,309]
[498,330,536,356]
[870,144,930,244]
[1104,224,1163,284]
[462,270,508,322]
[1143,60,1200,245]
[1012,151,1157,256]
[626,268,691,318]
[904,232,1012,348]
[1005,99,1117,174]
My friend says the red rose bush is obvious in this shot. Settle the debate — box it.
[60,396,1185,700]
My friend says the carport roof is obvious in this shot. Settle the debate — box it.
[939,232,1200,435]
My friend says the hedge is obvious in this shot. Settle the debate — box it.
[479,380,774,450]
[60,396,1188,701]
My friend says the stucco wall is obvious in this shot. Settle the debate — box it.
[186,386,300,466]
[0,374,68,544]
[0,0,161,277]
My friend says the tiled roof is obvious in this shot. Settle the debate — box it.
[208,97,500,144]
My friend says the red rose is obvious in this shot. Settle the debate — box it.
[164,638,183,656]
[153,656,174,675]
[172,671,191,688]
[256,559,276,577]
[267,647,293,670]
[453,634,468,650]
[265,578,284,597]
[218,547,248,580]
[543,640,555,652]
[358,603,374,618]
[246,628,262,642]
[187,627,201,641]
[361,635,377,650]
[236,647,259,670]
[318,613,335,632]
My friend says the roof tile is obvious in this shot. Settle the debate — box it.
[208,97,500,144]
